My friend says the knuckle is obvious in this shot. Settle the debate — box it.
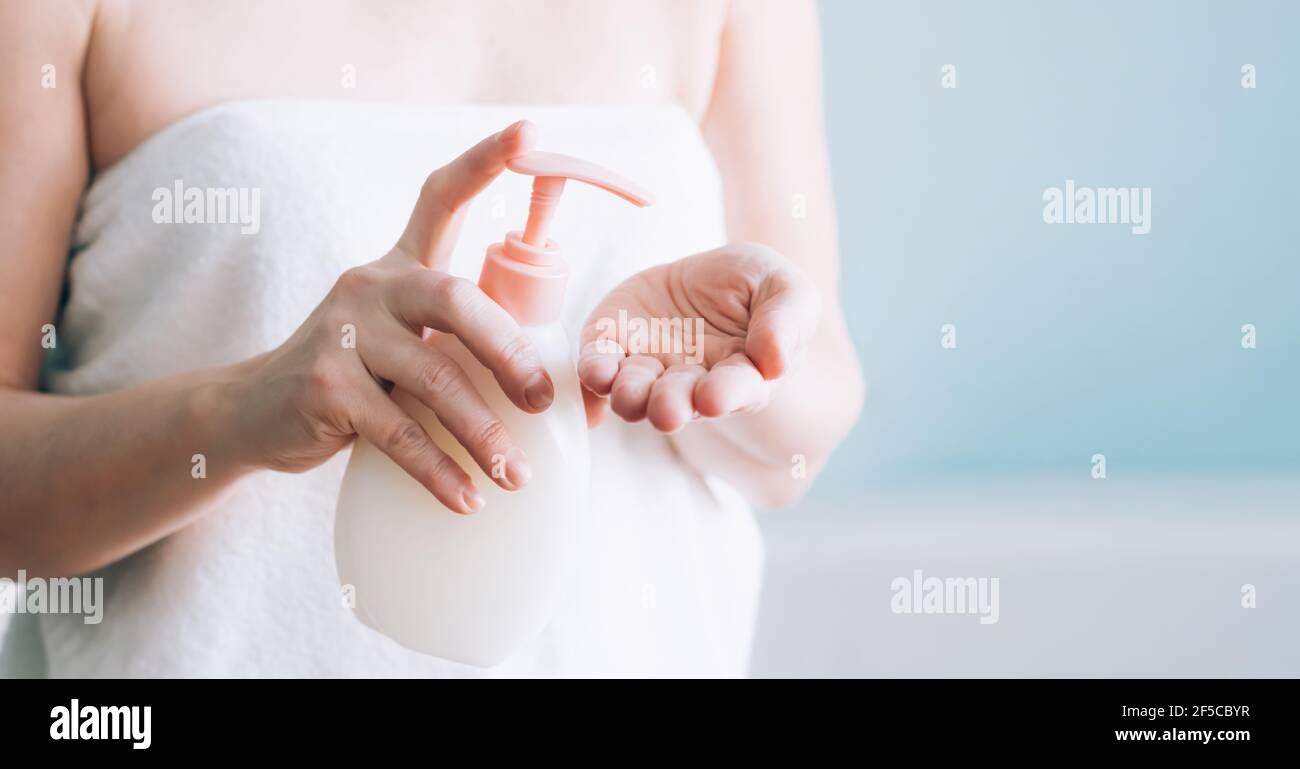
[336,265,379,294]
[387,419,429,455]
[498,334,538,374]
[469,417,510,453]
[415,355,463,398]
[433,275,478,311]
[305,357,340,395]
[427,451,462,484]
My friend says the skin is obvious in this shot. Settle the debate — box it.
[0,0,864,578]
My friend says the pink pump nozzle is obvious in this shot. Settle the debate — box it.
[511,152,654,248]
[478,151,653,324]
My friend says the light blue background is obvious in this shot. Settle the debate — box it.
[813,0,1299,497]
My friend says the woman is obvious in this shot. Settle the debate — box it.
[0,0,862,676]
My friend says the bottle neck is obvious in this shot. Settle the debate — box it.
[477,233,568,326]
[521,177,566,248]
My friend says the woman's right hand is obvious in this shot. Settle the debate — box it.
[229,121,550,515]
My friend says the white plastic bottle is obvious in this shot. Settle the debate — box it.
[334,151,654,667]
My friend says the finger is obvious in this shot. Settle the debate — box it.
[350,388,483,515]
[389,271,554,413]
[646,364,707,433]
[582,385,609,429]
[577,338,625,397]
[362,332,532,491]
[609,356,664,422]
[392,120,537,269]
[745,268,820,380]
[693,352,770,418]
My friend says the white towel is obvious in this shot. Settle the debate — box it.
[34,100,762,677]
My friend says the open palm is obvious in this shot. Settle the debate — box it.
[578,243,820,432]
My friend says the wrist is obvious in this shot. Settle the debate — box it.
[186,358,266,476]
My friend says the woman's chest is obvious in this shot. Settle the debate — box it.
[84,0,727,170]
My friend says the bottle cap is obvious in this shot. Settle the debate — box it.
[478,151,653,325]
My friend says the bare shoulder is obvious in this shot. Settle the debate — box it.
[0,0,96,66]
[0,1,98,390]
[0,0,96,28]
[0,0,95,143]
[0,0,95,117]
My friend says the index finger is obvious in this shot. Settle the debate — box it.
[392,120,536,268]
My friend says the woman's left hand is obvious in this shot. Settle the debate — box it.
[578,242,821,432]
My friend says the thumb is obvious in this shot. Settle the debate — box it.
[392,120,536,270]
[745,267,821,380]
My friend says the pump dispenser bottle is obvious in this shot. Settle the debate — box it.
[335,151,653,666]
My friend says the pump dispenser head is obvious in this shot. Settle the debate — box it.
[478,151,653,325]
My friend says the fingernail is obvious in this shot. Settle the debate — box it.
[461,487,486,514]
[500,121,523,142]
[504,447,532,490]
[524,372,554,410]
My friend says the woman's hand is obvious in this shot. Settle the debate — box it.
[232,121,550,515]
[578,242,821,433]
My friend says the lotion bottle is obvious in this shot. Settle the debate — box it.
[335,151,654,666]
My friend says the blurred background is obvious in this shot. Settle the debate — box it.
[751,0,1298,676]
[4,0,1297,677]
[817,0,1297,490]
